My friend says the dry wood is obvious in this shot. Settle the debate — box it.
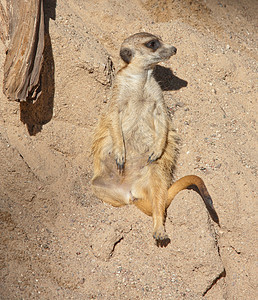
[2,0,44,102]
[0,1,9,44]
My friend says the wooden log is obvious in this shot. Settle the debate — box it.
[2,0,44,102]
[0,1,9,45]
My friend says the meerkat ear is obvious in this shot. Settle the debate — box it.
[120,48,134,64]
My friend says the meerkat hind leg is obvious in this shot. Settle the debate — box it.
[130,179,170,246]
[129,177,153,216]
[149,178,168,241]
[131,197,153,216]
[152,201,168,242]
[92,176,131,207]
[130,170,169,241]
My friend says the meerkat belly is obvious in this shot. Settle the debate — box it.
[121,104,155,159]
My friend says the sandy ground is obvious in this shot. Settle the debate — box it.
[0,0,257,299]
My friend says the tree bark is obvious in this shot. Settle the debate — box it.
[1,0,44,102]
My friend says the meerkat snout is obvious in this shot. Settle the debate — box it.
[119,32,177,67]
[171,46,177,54]
[158,45,177,61]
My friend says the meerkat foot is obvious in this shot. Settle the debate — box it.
[153,227,170,247]
[153,227,168,241]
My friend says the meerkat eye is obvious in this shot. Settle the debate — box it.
[145,39,161,51]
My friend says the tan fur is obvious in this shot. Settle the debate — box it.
[92,33,218,244]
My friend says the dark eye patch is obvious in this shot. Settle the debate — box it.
[145,39,161,51]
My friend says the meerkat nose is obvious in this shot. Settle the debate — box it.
[172,47,177,54]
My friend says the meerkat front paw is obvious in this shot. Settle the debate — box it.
[114,147,125,173]
[147,149,162,163]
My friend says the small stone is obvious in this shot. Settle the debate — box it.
[176,102,184,107]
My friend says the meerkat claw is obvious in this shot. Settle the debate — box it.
[147,152,155,163]
[153,231,169,241]
[148,150,162,163]
[129,191,139,203]
[116,159,124,173]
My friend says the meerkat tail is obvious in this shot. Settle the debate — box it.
[167,175,219,224]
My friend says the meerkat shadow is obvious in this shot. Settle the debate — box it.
[153,65,188,91]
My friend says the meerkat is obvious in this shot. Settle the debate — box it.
[92,32,218,245]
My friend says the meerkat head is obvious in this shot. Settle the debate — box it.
[119,32,177,69]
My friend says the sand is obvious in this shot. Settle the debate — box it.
[0,0,257,298]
